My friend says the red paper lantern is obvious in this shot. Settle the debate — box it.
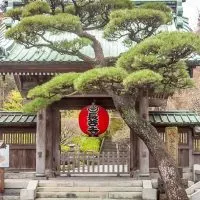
[79,104,109,137]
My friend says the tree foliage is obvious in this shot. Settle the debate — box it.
[6,1,172,64]
[9,1,200,112]
[104,7,172,44]
[2,90,23,111]
[5,1,200,199]
[23,31,200,113]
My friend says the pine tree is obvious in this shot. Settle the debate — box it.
[6,1,200,199]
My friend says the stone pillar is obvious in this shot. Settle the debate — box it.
[52,109,61,174]
[139,91,150,175]
[165,127,179,164]
[36,109,47,176]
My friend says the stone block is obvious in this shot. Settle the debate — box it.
[5,180,28,189]
[20,189,35,200]
[20,180,38,200]
[27,180,38,190]
[190,190,200,200]
[143,180,152,188]
[142,188,157,200]
[186,181,200,195]
[188,181,195,188]
[109,191,142,199]
[193,164,200,182]
[151,179,158,189]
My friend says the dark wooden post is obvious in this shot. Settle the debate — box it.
[0,168,4,193]
[52,108,61,175]
[189,129,194,169]
[130,129,138,177]
[139,91,150,175]
[36,109,47,177]
[45,106,54,176]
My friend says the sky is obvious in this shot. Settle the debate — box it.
[183,0,200,30]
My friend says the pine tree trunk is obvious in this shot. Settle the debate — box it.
[109,92,188,200]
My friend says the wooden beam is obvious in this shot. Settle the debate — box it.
[52,97,115,110]
[0,62,93,73]
[0,127,36,132]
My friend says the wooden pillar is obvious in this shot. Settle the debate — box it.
[139,91,150,175]
[45,106,53,176]
[189,130,194,169]
[36,109,47,176]
[130,129,138,177]
[52,109,61,174]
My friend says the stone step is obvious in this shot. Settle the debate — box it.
[5,179,29,189]
[38,180,143,187]
[102,144,116,147]
[5,172,35,179]
[4,188,20,195]
[2,196,20,200]
[36,191,142,199]
[36,198,141,200]
[37,186,143,192]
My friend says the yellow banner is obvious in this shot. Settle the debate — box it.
[165,127,179,164]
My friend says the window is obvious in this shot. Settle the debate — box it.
[179,132,188,145]
[2,132,36,145]
[193,138,200,152]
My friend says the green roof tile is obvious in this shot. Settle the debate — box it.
[188,115,197,123]
[174,115,182,123]
[181,115,191,123]
[26,116,36,123]
[167,114,176,123]
[0,115,9,123]
[160,115,168,123]
[12,115,22,123]
[153,115,162,123]
[5,115,14,123]
[149,115,154,122]
[0,111,199,126]
[19,116,28,123]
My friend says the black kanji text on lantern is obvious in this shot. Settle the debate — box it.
[87,104,99,136]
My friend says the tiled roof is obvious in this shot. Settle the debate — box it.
[0,23,182,64]
[0,0,189,66]
[149,111,200,125]
[0,27,129,63]
[0,112,36,126]
[0,111,199,126]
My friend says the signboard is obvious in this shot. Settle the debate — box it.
[165,127,179,164]
[79,104,109,137]
[0,145,9,168]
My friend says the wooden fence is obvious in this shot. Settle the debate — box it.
[1,131,36,170]
[60,151,130,176]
